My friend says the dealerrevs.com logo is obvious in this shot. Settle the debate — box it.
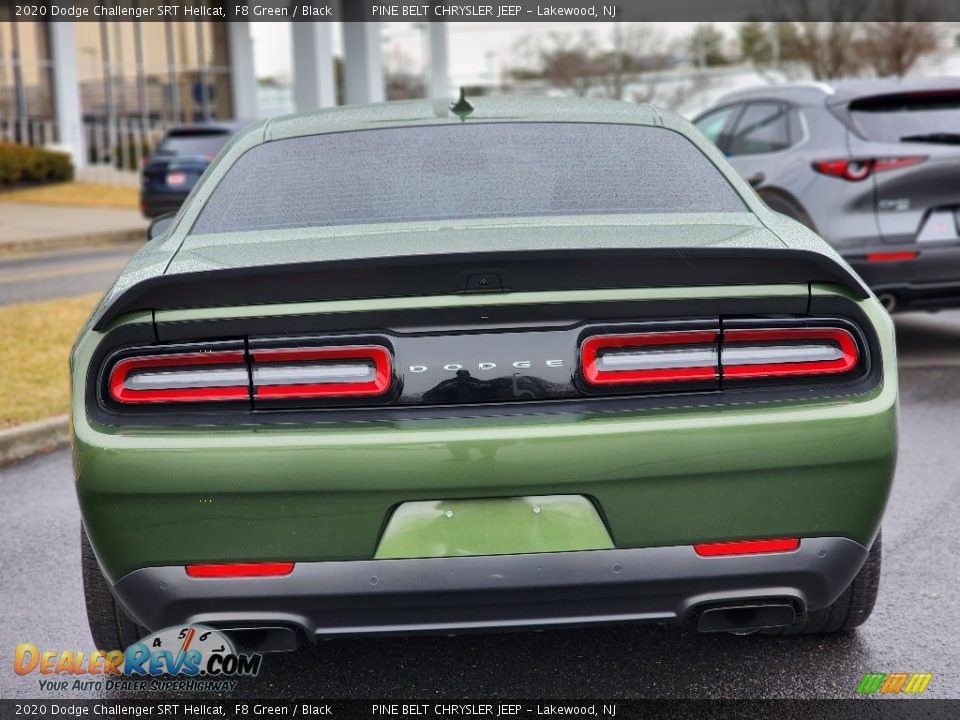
[14,625,262,693]
[856,672,933,695]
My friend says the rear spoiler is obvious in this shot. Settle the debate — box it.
[92,247,869,331]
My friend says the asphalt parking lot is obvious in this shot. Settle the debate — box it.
[0,244,139,306]
[2,310,959,701]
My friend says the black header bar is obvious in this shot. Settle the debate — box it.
[0,700,958,720]
[5,0,960,22]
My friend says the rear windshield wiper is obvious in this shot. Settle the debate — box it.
[900,133,960,145]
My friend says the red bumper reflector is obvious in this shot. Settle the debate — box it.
[186,562,295,578]
[580,330,719,385]
[866,251,918,262]
[694,538,800,557]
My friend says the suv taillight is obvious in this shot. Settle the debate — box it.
[812,156,926,181]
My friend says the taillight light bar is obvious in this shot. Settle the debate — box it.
[108,350,249,404]
[580,326,859,387]
[251,346,392,399]
[722,327,858,379]
[107,344,394,405]
[581,330,720,385]
[694,538,800,557]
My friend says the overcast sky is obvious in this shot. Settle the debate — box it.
[250,22,729,85]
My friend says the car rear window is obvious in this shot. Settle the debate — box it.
[192,123,746,234]
[156,129,232,157]
[849,91,960,144]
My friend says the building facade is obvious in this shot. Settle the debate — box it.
[0,17,450,170]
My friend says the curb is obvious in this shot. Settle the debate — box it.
[0,227,145,257]
[0,415,70,467]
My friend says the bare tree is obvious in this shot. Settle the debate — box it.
[507,25,674,100]
[794,23,868,79]
[739,21,806,69]
[775,0,869,79]
[507,30,599,97]
[597,24,673,101]
[745,21,937,80]
[860,21,938,77]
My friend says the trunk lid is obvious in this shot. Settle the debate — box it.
[91,216,868,331]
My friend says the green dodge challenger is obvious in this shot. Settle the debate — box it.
[73,97,896,652]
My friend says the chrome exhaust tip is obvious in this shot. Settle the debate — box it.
[697,601,797,634]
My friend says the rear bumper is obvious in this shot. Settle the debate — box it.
[75,395,896,583]
[111,537,868,638]
[847,245,960,310]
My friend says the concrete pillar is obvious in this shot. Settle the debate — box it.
[227,21,258,119]
[292,22,336,111]
[427,22,450,99]
[47,21,86,168]
[343,22,384,105]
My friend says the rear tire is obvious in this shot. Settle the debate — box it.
[775,531,881,635]
[81,525,144,650]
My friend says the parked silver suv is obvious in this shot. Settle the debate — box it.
[694,78,960,312]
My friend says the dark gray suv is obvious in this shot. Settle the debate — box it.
[694,78,960,312]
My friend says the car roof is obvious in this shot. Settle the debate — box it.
[165,121,249,135]
[714,76,960,108]
[259,96,668,142]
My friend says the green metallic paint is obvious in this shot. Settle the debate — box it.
[153,284,808,324]
[72,285,896,582]
[70,99,896,583]
[373,496,614,560]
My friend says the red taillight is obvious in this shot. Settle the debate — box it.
[721,327,858,379]
[186,562,295,578]
[694,538,800,557]
[580,326,859,388]
[812,156,926,181]
[580,330,719,385]
[108,350,249,404]
[251,345,392,399]
[867,251,918,262]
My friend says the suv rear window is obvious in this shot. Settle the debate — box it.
[192,123,746,234]
[849,91,960,144]
[156,129,232,158]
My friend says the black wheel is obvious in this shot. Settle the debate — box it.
[760,192,818,233]
[775,531,881,635]
[81,525,144,649]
